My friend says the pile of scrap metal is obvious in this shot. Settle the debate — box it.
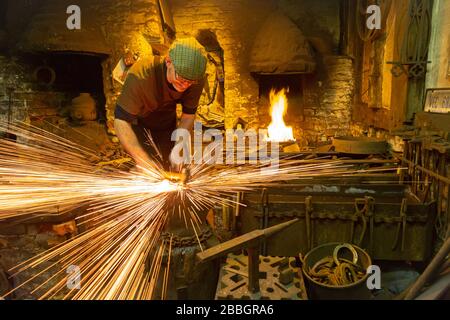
[90,143,133,169]
[305,243,366,287]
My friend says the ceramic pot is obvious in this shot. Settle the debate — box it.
[71,93,97,121]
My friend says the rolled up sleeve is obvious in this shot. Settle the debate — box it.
[116,73,144,118]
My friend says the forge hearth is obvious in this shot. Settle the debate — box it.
[257,74,304,143]
[249,10,316,74]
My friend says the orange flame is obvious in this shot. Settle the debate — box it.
[267,88,294,142]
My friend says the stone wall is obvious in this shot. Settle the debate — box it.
[278,0,341,54]
[169,0,353,144]
[316,56,354,141]
[1,0,165,137]
[169,0,277,130]
[2,0,353,145]
[0,220,77,299]
[0,1,162,298]
[0,53,95,144]
[0,55,33,125]
[94,0,164,136]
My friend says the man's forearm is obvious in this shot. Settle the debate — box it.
[114,118,153,167]
[178,113,196,131]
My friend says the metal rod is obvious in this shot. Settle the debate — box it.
[401,158,450,185]
[222,204,229,231]
[196,219,299,263]
[247,247,260,293]
[6,87,14,134]
[233,192,240,232]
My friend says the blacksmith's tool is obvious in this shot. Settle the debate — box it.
[165,167,191,184]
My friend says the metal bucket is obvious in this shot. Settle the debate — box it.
[302,242,372,300]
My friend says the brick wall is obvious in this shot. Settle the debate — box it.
[316,56,354,141]
[0,220,76,299]
[0,55,32,125]
[1,0,354,145]
[1,0,164,137]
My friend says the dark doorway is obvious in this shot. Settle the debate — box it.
[22,52,108,122]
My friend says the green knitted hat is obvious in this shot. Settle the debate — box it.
[169,38,207,81]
